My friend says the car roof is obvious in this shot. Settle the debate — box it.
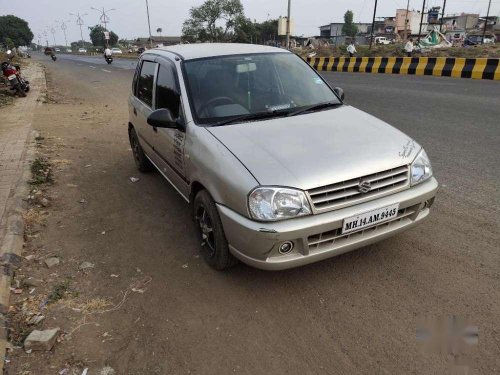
[150,43,290,60]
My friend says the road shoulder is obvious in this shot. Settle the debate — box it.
[0,62,45,371]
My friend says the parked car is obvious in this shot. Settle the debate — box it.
[77,48,87,53]
[128,44,438,270]
[111,47,123,54]
[44,47,54,55]
[66,48,72,53]
[54,47,61,52]
[464,34,496,45]
[374,36,391,45]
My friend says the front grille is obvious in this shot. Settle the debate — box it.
[307,165,409,211]
[307,206,417,252]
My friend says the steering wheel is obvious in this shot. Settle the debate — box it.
[198,96,236,117]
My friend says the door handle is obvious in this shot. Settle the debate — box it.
[133,107,137,116]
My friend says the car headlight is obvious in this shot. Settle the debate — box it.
[248,187,312,221]
[411,149,433,186]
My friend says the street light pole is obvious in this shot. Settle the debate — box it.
[59,20,69,46]
[439,0,447,33]
[403,0,410,41]
[369,0,378,49]
[91,6,116,47]
[482,0,492,44]
[70,12,87,46]
[417,0,426,43]
[286,0,291,49]
[50,27,57,46]
[145,0,154,48]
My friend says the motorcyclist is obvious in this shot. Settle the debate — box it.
[104,47,112,59]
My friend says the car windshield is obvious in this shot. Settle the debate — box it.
[183,52,341,125]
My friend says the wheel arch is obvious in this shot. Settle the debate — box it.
[190,180,207,204]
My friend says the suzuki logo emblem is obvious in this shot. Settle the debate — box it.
[358,180,371,193]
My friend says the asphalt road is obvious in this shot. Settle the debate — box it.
[18,53,500,374]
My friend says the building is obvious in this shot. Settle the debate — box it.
[440,13,479,32]
[134,36,181,47]
[373,17,397,35]
[477,16,500,38]
[319,23,343,37]
[395,9,427,37]
[319,22,372,37]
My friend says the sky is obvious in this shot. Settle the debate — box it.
[4,0,500,45]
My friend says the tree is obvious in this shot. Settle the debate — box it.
[89,25,118,47]
[0,15,34,47]
[156,27,162,36]
[182,0,245,43]
[342,10,358,37]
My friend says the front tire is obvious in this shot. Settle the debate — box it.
[128,127,153,172]
[193,190,237,270]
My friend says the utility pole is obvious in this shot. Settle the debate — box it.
[145,0,154,48]
[417,0,426,42]
[482,0,492,44]
[404,0,410,41]
[286,0,291,49]
[70,12,87,46]
[369,0,378,49]
[439,0,447,33]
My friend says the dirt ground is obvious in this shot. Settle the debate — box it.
[5,56,500,375]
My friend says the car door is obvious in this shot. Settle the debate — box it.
[130,59,160,165]
[151,59,189,198]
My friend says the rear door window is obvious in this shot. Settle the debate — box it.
[137,60,157,107]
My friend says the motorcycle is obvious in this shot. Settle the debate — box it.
[105,55,113,64]
[1,50,30,97]
[51,54,57,61]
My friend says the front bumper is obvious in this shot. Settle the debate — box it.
[217,177,438,270]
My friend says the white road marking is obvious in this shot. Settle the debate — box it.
[101,69,111,73]
[89,66,96,69]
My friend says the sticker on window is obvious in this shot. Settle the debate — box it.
[267,103,292,111]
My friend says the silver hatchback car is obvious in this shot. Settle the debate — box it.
[128,44,438,271]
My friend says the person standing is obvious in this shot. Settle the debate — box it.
[404,38,414,57]
[347,41,357,57]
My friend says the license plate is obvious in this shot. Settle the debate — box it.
[342,203,400,234]
[7,74,16,80]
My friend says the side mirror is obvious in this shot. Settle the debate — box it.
[334,87,345,101]
[147,108,182,129]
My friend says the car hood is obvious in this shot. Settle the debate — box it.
[207,105,421,190]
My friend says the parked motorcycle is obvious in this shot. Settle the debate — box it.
[1,50,30,97]
[105,55,113,64]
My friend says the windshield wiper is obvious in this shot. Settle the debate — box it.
[286,102,341,117]
[211,110,290,127]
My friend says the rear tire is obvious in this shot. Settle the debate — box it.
[128,127,153,172]
[193,190,237,270]
[16,84,26,97]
